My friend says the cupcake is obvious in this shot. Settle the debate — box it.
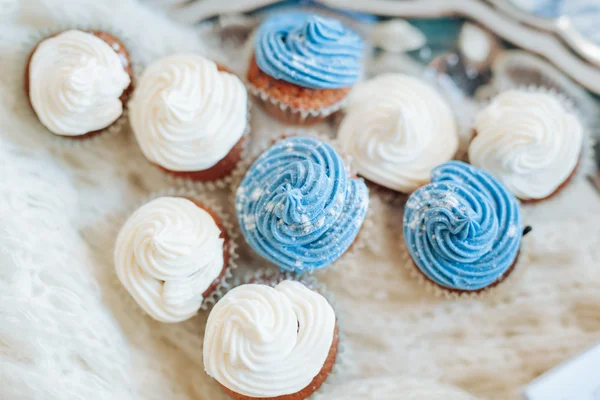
[469,89,583,202]
[247,12,364,125]
[235,136,369,273]
[203,279,339,400]
[403,161,524,294]
[25,29,133,139]
[130,54,248,182]
[337,74,459,195]
[114,196,231,323]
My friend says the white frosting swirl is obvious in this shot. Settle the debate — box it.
[470,90,583,200]
[338,74,458,193]
[203,281,336,398]
[130,54,248,172]
[29,30,130,136]
[114,197,224,323]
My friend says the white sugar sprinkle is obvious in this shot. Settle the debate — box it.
[251,188,263,201]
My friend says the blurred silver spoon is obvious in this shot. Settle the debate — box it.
[487,0,600,67]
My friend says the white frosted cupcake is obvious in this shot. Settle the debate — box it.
[114,196,233,323]
[26,29,133,139]
[337,74,459,195]
[203,279,339,400]
[469,89,583,202]
[129,54,248,182]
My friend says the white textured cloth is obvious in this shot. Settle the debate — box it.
[1,1,599,399]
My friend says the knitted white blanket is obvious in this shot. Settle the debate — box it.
[1,1,599,399]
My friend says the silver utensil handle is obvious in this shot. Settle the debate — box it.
[556,16,600,68]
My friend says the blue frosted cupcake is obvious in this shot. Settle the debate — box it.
[403,161,527,293]
[235,136,369,273]
[247,12,364,125]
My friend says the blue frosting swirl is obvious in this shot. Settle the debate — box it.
[254,12,364,89]
[403,161,523,291]
[235,136,369,273]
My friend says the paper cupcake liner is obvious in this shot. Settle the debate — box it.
[48,106,129,151]
[343,188,379,260]
[21,23,139,151]
[486,50,599,122]
[352,194,387,256]
[246,84,348,125]
[470,84,595,206]
[240,33,348,125]
[399,229,532,300]
[230,129,374,264]
[223,267,349,400]
[109,187,239,313]
[365,181,411,207]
